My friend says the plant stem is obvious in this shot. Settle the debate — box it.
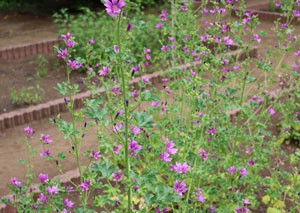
[116,13,132,212]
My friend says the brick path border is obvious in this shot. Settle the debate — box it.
[0,39,60,60]
[232,3,300,24]
[0,46,257,132]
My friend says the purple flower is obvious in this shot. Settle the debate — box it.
[294,50,300,57]
[165,139,177,154]
[248,159,255,166]
[98,66,110,76]
[196,188,206,203]
[11,177,22,186]
[240,167,248,176]
[114,45,119,53]
[132,90,138,99]
[155,23,163,29]
[90,151,101,160]
[245,146,253,154]
[208,127,217,135]
[155,207,170,213]
[89,39,95,44]
[112,171,122,182]
[268,107,276,115]
[37,193,48,203]
[127,22,132,32]
[160,152,172,162]
[243,199,251,206]
[228,166,237,174]
[61,33,72,39]
[40,134,52,144]
[67,59,82,70]
[112,143,122,154]
[275,1,282,8]
[65,39,75,48]
[174,180,187,196]
[24,126,34,134]
[199,149,208,161]
[40,149,51,157]
[112,88,121,95]
[104,0,126,17]
[210,205,216,212]
[129,140,141,156]
[235,206,250,213]
[182,6,188,12]
[131,125,141,135]
[80,179,91,191]
[142,77,150,82]
[46,185,59,195]
[63,198,74,208]
[253,34,261,43]
[151,101,159,107]
[170,162,189,174]
[161,45,169,51]
[38,173,48,184]
[224,36,233,45]
[57,48,69,59]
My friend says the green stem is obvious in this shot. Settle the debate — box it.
[116,13,131,212]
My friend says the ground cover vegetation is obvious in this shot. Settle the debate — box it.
[1,0,300,212]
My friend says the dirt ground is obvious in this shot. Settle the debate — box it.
[0,0,299,207]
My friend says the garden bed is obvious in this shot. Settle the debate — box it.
[232,2,300,24]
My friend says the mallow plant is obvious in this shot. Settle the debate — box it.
[1,0,300,212]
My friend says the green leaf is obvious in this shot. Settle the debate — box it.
[246,76,257,83]
[135,112,154,128]
[18,159,25,164]
[57,152,66,161]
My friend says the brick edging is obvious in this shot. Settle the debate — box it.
[232,3,300,24]
[0,46,257,132]
[0,39,60,60]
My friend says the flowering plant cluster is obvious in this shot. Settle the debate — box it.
[2,0,300,212]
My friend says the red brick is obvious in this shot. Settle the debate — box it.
[33,108,42,120]
[14,113,24,126]
[7,49,13,60]
[37,43,43,54]
[23,111,33,123]
[30,44,37,56]
[19,46,26,58]
[41,107,51,117]
[25,46,31,57]
[4,117,14,129]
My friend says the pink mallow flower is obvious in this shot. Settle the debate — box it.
[112,143,122,154]
[98,66,110,76]
[112,171,122,182]
[57,48,69,59]
[38,173,48,184]
[63,198,74,209]
[165,139,177,154]
[37,193,48,203]
[104,0,126,17]
[46,185,59,195]
[80,179,91,191]
[67,59,82,70]
[40,134,52,144]
[174,180,187,196]
[11,177,22,186]
[228,166,237,174]
[170,162,189,174]
[196,188,206,203]
[240,167,248,176]
[90,151,101,160]
[129,140,141,156]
